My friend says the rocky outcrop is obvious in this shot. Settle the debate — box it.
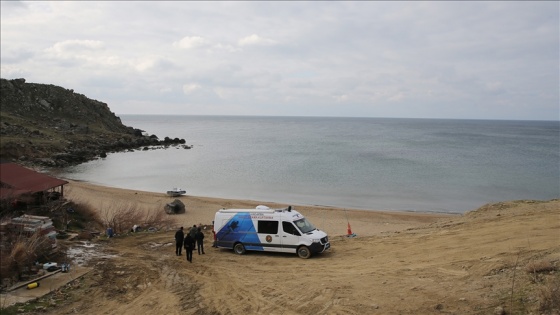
[0,78,190,167]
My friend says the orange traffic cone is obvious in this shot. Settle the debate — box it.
[347,222,356,237]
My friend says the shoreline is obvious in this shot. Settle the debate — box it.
[60,176,463,214]
[63,179,456,237]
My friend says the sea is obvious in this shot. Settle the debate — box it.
[54,116,560,214]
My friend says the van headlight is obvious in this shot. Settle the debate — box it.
[311,239,320,243]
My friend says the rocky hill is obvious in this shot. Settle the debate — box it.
[0,78,187,167]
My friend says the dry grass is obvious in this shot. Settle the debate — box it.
[65,185,175,233]
[538,275,560,313]
[0,197,104,287]
[526,260,558,274]
[99,201,176,234]
[0,231,52,284]
[66,200,102,231]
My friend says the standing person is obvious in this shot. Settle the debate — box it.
[212,221,217,248]
[189,224,197,239]
[212,229,217,247]
[195,227,205,255]
[175,227,184,256]
[184,233,195,263]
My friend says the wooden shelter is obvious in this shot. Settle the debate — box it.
[0,162,68,204]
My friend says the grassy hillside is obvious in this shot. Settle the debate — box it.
[0,78,183,166]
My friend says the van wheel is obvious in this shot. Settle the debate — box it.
[233,243,246,255]
[297,246,311,259]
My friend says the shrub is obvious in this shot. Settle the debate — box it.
[0,231,52,284]
[526,260,557,274]
[539,275,560,313]
[100,201,176,234]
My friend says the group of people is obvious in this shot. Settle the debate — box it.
[174,225,205,263]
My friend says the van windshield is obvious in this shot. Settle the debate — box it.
[294,218,316,234]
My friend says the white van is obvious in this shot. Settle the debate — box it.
[213,205,330,259]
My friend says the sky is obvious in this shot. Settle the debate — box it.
[1,1,558,120]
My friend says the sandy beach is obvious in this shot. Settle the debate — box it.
[6,180,557,314]
[64,180,452,238]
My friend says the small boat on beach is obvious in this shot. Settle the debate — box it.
[167,188,186,197]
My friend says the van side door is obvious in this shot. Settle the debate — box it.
[280,221,301,254]
[257,220,281,252]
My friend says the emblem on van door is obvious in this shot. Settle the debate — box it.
[265,235,272,243]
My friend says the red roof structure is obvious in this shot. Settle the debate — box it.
[0,162,68,199]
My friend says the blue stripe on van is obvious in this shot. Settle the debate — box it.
[216,212,262,249]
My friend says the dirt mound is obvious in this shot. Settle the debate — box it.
[465,199,557,219]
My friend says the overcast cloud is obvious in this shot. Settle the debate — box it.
[1,1,558,120]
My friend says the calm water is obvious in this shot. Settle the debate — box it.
[55,116,560,214]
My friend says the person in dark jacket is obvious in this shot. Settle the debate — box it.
[175,227,184,256]
[189,224,197,239]
[184,233,195,263]
[195,227,205,255]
